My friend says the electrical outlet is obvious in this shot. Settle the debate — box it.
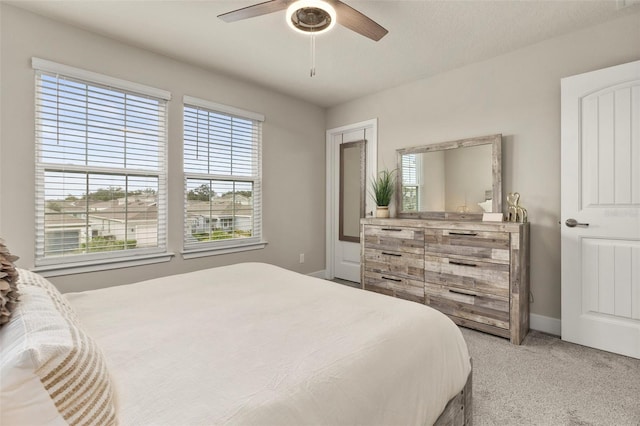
[299,253,305,263]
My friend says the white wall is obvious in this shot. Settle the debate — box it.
[0,4,326,292]
[420,150,445,211]
[326,13,640,320]
[444,144,492,213]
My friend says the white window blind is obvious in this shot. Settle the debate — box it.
[402,153,420,211]
[33,59,169,267]
[183,96,264,253]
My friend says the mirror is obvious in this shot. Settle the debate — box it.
[396,134,501,220]
[339,140,366,242]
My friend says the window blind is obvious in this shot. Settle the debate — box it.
[402,154,418,185]
[183,97,263,252]
[33,62,168,265]
[401,154,419,211]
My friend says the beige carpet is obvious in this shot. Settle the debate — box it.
[461,328,640,425]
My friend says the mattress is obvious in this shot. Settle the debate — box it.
[64,262,471,425]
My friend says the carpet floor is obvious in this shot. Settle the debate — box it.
[461,328,640,425]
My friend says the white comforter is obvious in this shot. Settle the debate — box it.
[65,263,470,426]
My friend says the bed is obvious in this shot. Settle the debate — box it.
[1,262,472,426]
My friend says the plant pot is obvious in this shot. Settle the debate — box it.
[376,206,390,218]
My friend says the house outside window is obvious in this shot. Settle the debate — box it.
[183,96,266,256]
[33,58,170,271]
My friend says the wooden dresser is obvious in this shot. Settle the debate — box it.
[360,218,530,344]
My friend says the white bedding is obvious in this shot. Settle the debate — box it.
[64,262,471,426]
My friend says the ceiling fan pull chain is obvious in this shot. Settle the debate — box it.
[310,33,316,77]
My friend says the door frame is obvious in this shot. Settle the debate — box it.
[325,119,377,280]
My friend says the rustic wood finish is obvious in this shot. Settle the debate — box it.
[363,270,424,303]
[361,218,530,344]
[425,283,510,330]
[397,134,502,221]
[363,225,424,254]
[424,256,510,296]
[434,361,473,426]
[425,229,510,262]
[363,249,424,279]
[361,225,426,304]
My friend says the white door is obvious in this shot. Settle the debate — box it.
[561,60,640,359]
[326,119,377,282]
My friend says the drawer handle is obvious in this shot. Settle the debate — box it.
[381,276,402,282]
[449,232,478,236]
[381,252,402,257]
[381,228,402,232]
[449,289,476,297]
[450,260,477,267]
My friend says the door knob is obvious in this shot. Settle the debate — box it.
[565,218,589,228]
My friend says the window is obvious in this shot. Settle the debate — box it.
[402,153,421,211]
[33,58,170,270]
[183,96,265,255]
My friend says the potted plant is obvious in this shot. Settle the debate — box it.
[371,169,396,218]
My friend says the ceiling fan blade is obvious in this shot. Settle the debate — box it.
[330,0,388,41]
[218,0,292,23]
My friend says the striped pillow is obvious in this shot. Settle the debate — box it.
[0,270,117,425]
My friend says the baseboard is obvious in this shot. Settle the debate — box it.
[530,313,561,336]
[308,270,327,279]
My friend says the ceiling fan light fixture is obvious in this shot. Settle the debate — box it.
[286,0,336,35]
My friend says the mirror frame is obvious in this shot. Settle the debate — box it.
[396,134,502,221]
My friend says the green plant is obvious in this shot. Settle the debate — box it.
[81,237,137,252]
[371,169,396,207]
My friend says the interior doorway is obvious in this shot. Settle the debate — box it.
[326,119,377,282]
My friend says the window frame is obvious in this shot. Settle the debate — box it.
[182,96,266,258]
[32,58,172,275]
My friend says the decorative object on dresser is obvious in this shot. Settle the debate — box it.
[361,218,530,344]
[506,192,528,223]
[482,212,504,222]
[371,169,396,218]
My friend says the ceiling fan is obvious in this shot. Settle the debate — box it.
[218,0,388,42]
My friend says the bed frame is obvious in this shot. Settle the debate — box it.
[434,360,473,426]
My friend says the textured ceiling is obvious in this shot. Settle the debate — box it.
[6,0,640,107]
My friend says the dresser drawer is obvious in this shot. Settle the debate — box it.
[363,225,424,255]
[363,248,424,280]
[424,283,510,330]
[424,229,509,263]
[363,270,424,303]
[424,255,509,297]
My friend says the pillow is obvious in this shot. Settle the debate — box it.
[0,270,117,425]
[0,239,19,327]
[16,265,77,320]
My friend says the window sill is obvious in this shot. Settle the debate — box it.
[182,241,268,260]
[32,252,175,277]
